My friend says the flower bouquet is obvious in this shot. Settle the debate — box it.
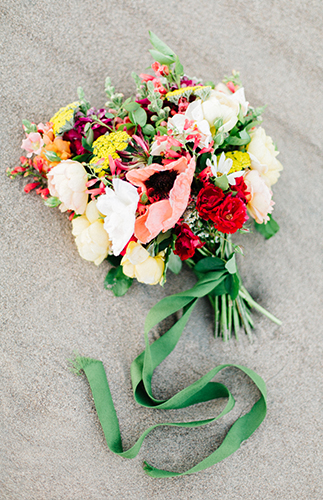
[7,32,282,476]
[8,33,282,340]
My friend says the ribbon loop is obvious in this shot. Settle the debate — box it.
[73,270,267,477]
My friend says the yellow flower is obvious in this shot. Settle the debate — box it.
[50,102,80,136]
[72,200,111,265]
[166,86,211,104]
[90,131,129,175]
[121,241,165,285]
[225,151,251,174]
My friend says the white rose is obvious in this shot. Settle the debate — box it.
[72,200,111,265]
[96,178,139,256]
[201,90,240,133]
[47,160,88,214]
[247,127,283,187]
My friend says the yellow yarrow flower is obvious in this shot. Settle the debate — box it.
[50,101,80,136]
[90,131,129,175]
[225,151,251,174]
[166,85,209,99]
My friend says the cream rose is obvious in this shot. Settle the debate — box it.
[47,160,88,214]
[121,241,165,285]
[247,127,283,187]
[72,200,111,265]
[243,170,274,224]
[201,90,240,133]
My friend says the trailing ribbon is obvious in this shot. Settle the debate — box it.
[72,266,267,478]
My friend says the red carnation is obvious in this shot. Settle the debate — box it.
[196,184,225,221]
[211,193,248,234]
[174,223,204,260]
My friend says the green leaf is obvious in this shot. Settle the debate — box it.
[149,49,175,66]
[81,137,93,152]
[254,214,280,240]
[86,127,94,146]
[77,87,85,100]
[72,153,91,163]
[44,196,61,208]
[105,112,115,119]
[22,119,37,134]
[194,257,225,273]
[224,273,240,300]
[107,254,122,267]
[156,125,167,135]
[149,31,175,57]
[214,174,229,191]
[175,56,184,77]
[167,252,182,274]
[142,124,155,136]
[129,107,147,127]
[44,150,61,163]
[225,129,250,146]
[225,254,237,274]
[104,266,133,297]
[124,101,140,112]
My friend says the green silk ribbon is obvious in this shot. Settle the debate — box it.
[72,268,267,478]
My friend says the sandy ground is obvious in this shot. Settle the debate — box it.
[1,1,323,499]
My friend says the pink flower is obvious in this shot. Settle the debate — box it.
[151,62,169,76]
[243,170,274,224]
[21,132,44,157]
[126,156,196,244]
[139,73,155,82]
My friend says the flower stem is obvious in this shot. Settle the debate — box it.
[239,286,282,326]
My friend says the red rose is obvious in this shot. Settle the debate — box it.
[174,223,204,260]
[231,176,249,203]
[196,184,224,221]
[211,193,248,234]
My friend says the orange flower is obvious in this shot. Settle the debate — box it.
[126,156,195,244]
[41,138,71,169]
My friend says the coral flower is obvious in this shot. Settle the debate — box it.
[41,138,71,169]
[126,156,196,244]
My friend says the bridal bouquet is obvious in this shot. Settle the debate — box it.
[8,34,282,340]
[8,32,283,477]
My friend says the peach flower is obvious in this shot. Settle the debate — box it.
[243,170,274,224]
[126,156,196,244]
[47,160,88,215]
[41,137,71,169]
[247,127,283,187]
